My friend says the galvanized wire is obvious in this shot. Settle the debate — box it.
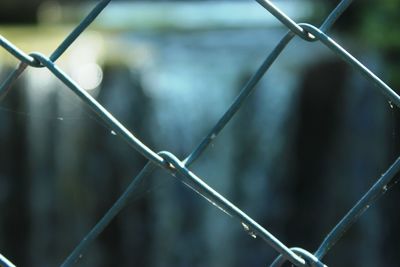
[0,0,399,266]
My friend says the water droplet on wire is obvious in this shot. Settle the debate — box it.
[241,222,257,239]
[111,130,117,136]
[389,101,394,109]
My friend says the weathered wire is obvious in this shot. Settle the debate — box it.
[0,0,399,266]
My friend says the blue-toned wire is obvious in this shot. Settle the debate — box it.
[255,0,312,40]
[183,31,295,166]
[56,32,300,266]
[270,247,326,267]
[0,36,38,66]
[256,0,354,39]
[301,23,400,109]
[0,62,27,101]
[0,0,111,100]
[29,50,311,266]
[55,1,358,266]
[319,0,354,33]
[291,22,400,260]
[2,0,397,266]
[315,156,400,259]
[184,0,354,167]
[161,151,309,267]
[60,162,157,267]
[30,52,166,166]
[50,0,111,62]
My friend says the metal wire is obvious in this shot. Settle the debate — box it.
[0,0,399,266]
[314,155,400,260]
[60,162,158,267]
[0,253,15,267]
[0,0,111,99]
[183,30,296,166]
[270,247,326,267]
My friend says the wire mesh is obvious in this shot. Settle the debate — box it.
[0,0,398,266]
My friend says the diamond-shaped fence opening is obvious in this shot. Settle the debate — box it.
[0,0,399,266]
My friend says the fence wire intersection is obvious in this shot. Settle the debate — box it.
[0,0,399,266]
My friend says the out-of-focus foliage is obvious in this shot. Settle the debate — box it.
[357,0,400,86]
[359,0,400,49]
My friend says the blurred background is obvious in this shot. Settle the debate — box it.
[1,0,400,266]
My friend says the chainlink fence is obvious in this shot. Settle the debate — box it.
[0,0,399,266]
